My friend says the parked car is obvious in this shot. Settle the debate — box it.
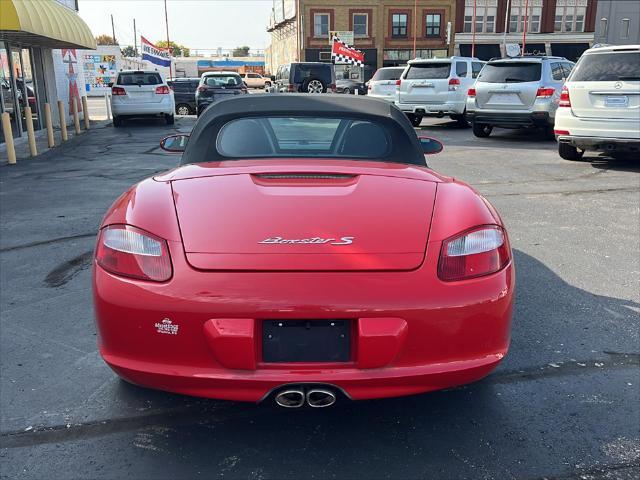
[110,70,175,127]
[396,57,484,127]
[167,78,199,115]
[467,55,574,138]
[336,78,366,95]
[93,94,514,406]
[367,67,405,102]
[239,72,272,89]
[554,45,640,161]
[195,71,248,116]
[274,62,336,93]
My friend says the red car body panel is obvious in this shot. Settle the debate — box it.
[94,159,514,402]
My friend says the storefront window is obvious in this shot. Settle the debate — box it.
[464,1,497,34]
[0,42,19,142]
[509,0,543,33]
[554,0,587,33]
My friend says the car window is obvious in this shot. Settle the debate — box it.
[405,63,451,80]
[561,63,574,78]
[371,68,404,81]
[456,62,468,78]
[216,117,391,159]
[570,52,640,81]
[248,73,260,78]
[477,62,542,83]
[117,72,162,85]
[551,62,565,81]
[203,75,242,87]
[472,62,484,79]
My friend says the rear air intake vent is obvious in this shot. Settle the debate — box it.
[254,174,356,180]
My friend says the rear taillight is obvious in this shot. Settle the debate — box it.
[448,78,460,91]
[467,88,476,97]
[554,129,570,136]
[197,85,207,92]
[367,83,372,91]
[111,86,126,96]
[536,87,555,98]
[95,225,172,282]
[395,79,402,87]
[155,85,170,94]
[438,226,510,282]
[559,86,571,107]
[287,84,295,92]
[328,83,336,92]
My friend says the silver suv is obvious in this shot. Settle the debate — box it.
[467,56,574,138]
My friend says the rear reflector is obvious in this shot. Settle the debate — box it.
[155,85,170,94]
[559,86,571,107]
[438,226,510,281]
[536,87,555,98]
[111,86,126,96]
[96,225,172,282]
[467,88,476,97]
[554,129,570,136]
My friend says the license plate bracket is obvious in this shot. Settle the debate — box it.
[262,320,350,363]
[605,95,628,107]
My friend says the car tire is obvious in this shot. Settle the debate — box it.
[176,104,192,116]
[264,81,271,88]
[342,87,351,95]
[303,78,325,94]
[558,142,584,161]
[113,115,123,127]
[166,114,175,125]
[407,114,423,127]
[472,122,492,137]
[452,110,470,128]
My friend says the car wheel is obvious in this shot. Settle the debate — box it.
[176,104,191,116]
[453,110,470,128]
[166,114,175,125]
[558,142,584,161]
[113,115,122,127]
[407,114,423,127]
[304,78,325,94]
[342,87,351,95]
[264,81,271,88]
[472,122,492,138]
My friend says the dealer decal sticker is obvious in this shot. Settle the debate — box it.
[155,318,179,335]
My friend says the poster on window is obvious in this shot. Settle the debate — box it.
[83,54,118,94]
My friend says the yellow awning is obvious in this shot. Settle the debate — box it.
[0,0,96,49]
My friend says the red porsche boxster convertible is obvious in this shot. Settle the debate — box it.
[93,95,514,408]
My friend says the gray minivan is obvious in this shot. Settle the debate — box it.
[467,56,574,138]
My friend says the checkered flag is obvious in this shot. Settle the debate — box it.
[331,35,364,66]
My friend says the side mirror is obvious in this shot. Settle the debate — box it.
[419,136,444,155]
[160,134,189,153]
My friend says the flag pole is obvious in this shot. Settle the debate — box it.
[413,0,417,58]
[163,0,173,78]
[471,0,477,58]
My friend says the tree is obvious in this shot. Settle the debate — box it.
[155,40,190,57]
[121,46,137,57]
[95,34,118,45]
[232,46,250,57]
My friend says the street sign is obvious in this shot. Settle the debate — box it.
[329,30,354,47]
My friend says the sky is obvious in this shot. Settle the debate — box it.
[77,0,274,52]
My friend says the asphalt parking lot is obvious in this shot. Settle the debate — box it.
[1,112,638,480]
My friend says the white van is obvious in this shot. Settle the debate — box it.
[395,57,484,127]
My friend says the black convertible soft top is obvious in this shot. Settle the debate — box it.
[180,94,426,166]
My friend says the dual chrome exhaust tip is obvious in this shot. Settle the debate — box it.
[274,388,337,408]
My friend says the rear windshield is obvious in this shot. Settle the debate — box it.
[477,62,542,83]
[570,52,640,82]
[117,72,162,85]
[292,65,333,83]
[405,63,451,80]
[216,117,391,159]
[203,75,242,87]
[372,68,405,81]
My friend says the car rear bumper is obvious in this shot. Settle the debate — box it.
[554,108,640,150]
[94,240,514,402]
[467,110,551,127]
[111,97,174,116]
[367,93,396,103]
[395,100,466,116]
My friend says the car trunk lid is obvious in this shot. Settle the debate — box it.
[172,170,437,271]
[475,62,542,110]
[398,62,452,104]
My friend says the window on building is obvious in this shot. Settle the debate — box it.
[554,0,587,33]
[353,13,368,37]
[621,18,631,39]
[463,1,497,34]
[314,13,330,38]
[392,13,408,37]
[509,0,543,33]
[599,18,608,37]
[425,13,442,37]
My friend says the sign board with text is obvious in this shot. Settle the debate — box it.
[329,31,354,47]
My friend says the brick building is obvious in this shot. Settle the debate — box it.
[453,0,599,61]
[266,0,457,81]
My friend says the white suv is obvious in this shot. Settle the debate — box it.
[110,70,175,127]
[239,72,272,89]
[395,57,484,127]
[555,45,640,160]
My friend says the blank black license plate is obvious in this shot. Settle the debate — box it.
[262,320,350,363]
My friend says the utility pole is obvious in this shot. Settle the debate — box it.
[412,0,417,58]
[164,0,173,78]
[111,14,117,44]
[133,18,137,55]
